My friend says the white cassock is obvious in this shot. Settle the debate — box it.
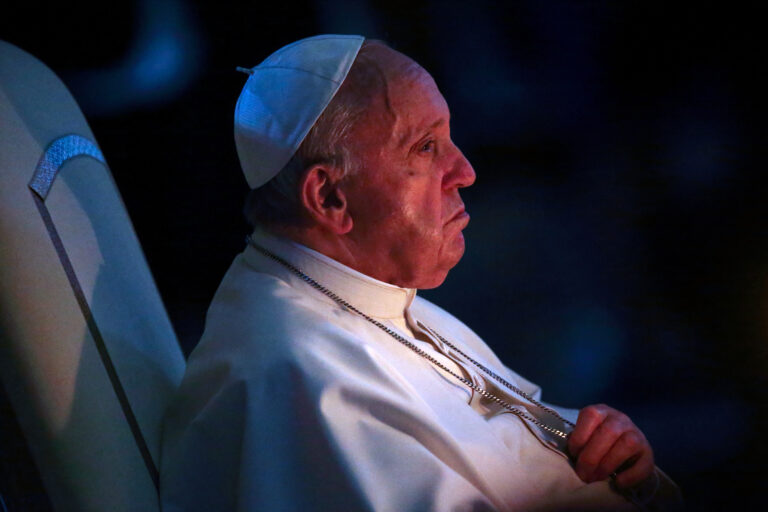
[160,229,680,511]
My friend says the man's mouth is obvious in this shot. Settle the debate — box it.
[446,206,470,227]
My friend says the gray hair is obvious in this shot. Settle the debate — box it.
[243,40,390,228]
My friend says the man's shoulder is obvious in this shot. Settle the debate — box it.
[188,252,376,373]
[204,252,336,330]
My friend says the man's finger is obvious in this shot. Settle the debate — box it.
[592,431,645,482]
[568,404,608,458]
[574,415,627,482]
[614,452,655,489]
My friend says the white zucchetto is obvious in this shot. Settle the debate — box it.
[234,34,365,189]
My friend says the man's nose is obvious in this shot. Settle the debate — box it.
[444,145,476,189]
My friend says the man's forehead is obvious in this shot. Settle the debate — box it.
[349,44,449,149]
[386,72,450,146]
[395,117,447,149]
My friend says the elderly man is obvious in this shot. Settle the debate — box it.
[160,35,681,511]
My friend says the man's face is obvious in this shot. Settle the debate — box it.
[342,51,476,289]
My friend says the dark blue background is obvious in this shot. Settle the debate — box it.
[2,1,766,510]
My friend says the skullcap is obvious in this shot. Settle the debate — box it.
[234,34,365,189]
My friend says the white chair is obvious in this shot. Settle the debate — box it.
[0,40,186,511]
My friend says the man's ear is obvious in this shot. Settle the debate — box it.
[300,165,353,234]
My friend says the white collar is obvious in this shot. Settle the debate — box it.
[244,228,417,320]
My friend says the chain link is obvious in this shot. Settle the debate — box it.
[425,327,574,430]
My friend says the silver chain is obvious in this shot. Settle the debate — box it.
[248,238,575,440]
[425,327,574,431]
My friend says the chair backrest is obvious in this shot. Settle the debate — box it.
[0,41,186,512]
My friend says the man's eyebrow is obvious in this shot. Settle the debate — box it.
[397,118,446,149]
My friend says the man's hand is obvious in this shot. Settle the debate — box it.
[567,404,655,489]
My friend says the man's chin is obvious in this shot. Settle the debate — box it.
[446,232,466,266]
[417,274,449,290]
[418,246,465,290]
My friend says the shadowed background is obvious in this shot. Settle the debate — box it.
[1,1,766,510]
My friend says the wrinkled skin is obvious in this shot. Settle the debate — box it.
[338,47,476,289]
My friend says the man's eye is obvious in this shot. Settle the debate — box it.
[420,140,435,153]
